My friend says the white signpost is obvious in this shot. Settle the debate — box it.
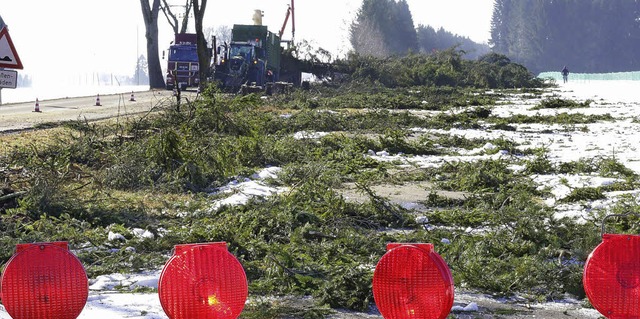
[0,69,17,89]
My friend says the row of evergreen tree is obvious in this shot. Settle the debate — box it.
[349,0,489,60]
[349,0,640,74]
[17,74,32,87]
[491,0,640,74]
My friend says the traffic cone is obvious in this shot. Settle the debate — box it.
[33,98,41,112]
[95,94,102,106]
[129,91,136,102]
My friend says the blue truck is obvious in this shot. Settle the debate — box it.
[165,33,201,91]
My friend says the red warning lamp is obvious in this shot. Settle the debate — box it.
[158,242,248,319]
[0,241,88,319]
[372,243,454,319]
[584,213,640,318]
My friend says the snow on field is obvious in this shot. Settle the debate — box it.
[208,166,288,211]
[370,80,640,222]
[1,80,636,318]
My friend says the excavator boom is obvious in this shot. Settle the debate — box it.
[279,7,291,38]
[278,0,295,43]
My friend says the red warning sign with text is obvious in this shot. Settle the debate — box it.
[0,27,23,69]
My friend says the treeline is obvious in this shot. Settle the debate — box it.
[417,25,490,60]
[349,0,489,60]
[17,74,32,87]
[348,0,640,74]
[491,0,640,73]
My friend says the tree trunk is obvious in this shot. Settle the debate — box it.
[192,0,210,88]
[140,0,166,89]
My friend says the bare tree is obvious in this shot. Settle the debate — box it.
[192,0,211,87]
[161,0,192,35]
[211,25,232,46]
[140,0,166,89]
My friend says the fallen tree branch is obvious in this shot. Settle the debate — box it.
[0,191,26,203]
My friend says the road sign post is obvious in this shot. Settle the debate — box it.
[0,27,23,70]
[0,69,18,88]
[0,23,24,105]
[0,68,18,104]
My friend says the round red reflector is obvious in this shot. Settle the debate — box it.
[158,242,248,319]
[584,234,640,318]
[0,242,88,319]
[373,243,454,319]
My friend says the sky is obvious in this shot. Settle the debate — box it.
[0,0,494,87]
[2,79,633,318]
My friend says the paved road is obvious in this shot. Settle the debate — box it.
[0,90,195,132]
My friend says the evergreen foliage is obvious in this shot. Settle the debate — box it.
[350,0,419,57]
[335,49,543,89]
[132,55,150,85]
[0,53,602,316]
[1,80,622,312]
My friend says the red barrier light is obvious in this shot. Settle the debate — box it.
[373,243,454,319]
[158,242,248,319]
[584,234,640,318]
[0,241,88,319]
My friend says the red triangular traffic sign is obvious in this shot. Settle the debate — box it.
[0,27,23,69]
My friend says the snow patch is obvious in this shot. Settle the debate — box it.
[210,167,288,211]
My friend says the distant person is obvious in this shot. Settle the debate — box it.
[561,66,569,83]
